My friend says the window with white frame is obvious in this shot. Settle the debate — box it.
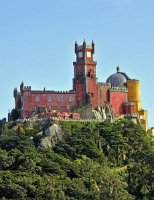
[87,52,91,58]
[58,97,62,102]
[35,96,40,102]
[69,96,72,101]
[67,105,70,110]
[47,96,52,102]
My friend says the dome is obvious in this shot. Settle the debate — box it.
[106,67,130,87]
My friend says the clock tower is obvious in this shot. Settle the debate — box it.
[73,40,98,108]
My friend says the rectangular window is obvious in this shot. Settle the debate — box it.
[69,96,72,101]
[100,90,102,98]
[47,96,52,102]
[35,96,40,102]
[78,52,83,58]
[58,97,62,102]
[87,52,91,58]
[67,105,70,110]
[33,105,37,111]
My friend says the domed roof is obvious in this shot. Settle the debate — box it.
[106,67,130,87]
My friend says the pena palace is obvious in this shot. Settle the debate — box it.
[13,40,148,131]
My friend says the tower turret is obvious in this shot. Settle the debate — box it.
[73,40,98,108]
[127,79,141,113]
[20,81,24,93]
[13,88,18,98]
[75,41,78,54]
[92,40,95,54]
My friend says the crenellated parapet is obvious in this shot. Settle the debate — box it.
[75,40,95,54]
[109,86,128,92]
[98,82,111,86]
[23,86,31,91]
[29,90,76,94]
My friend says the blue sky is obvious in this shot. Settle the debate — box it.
[0,0,153,127]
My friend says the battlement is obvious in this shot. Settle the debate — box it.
[98,82,111,86]
[77,45,83,50]
[75,40,95,54]
[23,86,31,91]
[29,90,76,94]
[109,86,128,92]
[77,44,92,50]
[123,102,134,106]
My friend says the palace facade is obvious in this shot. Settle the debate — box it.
[13,40,148,130]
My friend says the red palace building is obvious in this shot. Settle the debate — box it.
[14,40,134,119]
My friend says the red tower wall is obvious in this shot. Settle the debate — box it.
[86,77,98,108]
[74,82,86,105]
[108,88,127,117]
[97,83,111,107]
[73,41,98,107]
[123,103,134,115]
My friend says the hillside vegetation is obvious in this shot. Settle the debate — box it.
[0,119,153,199]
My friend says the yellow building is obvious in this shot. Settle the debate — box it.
[126,79,148,131]
[127,79,141,113]
[138,109,148,132]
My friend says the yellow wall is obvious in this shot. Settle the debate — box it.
[147,128,154,137]
[127,80,148,131]
[138,109,148,131]
[127,79,141,112]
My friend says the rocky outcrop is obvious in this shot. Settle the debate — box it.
[40,137,53,149]
[73,104,95,119]
[39,123,64,149]
[93,103,115,121]
[73,103,114,121]
[44,123,63,140]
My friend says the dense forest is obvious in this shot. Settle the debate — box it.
[0,118,153,199]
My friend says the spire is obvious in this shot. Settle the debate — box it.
[14,87,18,98]
[20,81,24,93]
[83,39,86,45]
[117,65,120,73]
[83,39,86,50]
[75,40,78,53]
[92,40,95,54]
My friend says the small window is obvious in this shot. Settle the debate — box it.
[69,96,72,101]
[35,96,40,102]
[87,52,91,58]
[58,106,61,109]
[100,90,102,98]
[33,105,37,111]
[67,105,70,110]
[78,52,83,58]
[58,97,62,102]
[130,95,133,99]
[47,96,52,102]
